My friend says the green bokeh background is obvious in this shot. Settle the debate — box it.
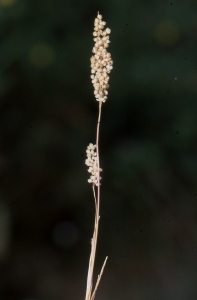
[0,0,197,299]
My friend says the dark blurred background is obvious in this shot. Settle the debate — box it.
[0,0,197,299]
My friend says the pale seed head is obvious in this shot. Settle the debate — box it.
[85,143,103,186]
[90,13,113,103]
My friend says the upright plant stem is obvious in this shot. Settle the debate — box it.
[85,12,113,300]
[85,101,102,300]
[96,100,102,211]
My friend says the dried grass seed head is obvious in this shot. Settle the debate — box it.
[85,143,102,186]
[91,13,113,103]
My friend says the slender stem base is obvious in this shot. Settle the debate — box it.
[85,101,107,300]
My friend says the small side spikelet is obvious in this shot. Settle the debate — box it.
[90,13,113,103]
[85,143,103,186]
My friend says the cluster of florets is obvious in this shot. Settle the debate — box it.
[90,13,113,103]
[85,143,103,186]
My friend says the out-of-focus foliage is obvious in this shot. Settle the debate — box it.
[0,0,197,299]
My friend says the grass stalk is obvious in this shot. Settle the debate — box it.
[84,12,113,300]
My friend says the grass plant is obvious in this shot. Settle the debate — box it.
[84,12,113,300]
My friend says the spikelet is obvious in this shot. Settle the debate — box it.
[85,143,103,186]
[90,13,113,103]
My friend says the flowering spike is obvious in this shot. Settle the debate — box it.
[85,143,102,186]
[90,13,113,103]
